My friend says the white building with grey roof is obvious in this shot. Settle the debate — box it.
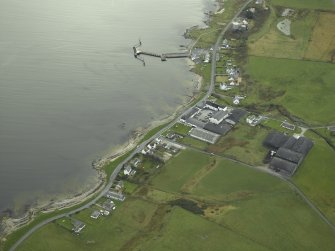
[209,110,229,125]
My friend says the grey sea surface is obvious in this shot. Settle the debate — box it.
[0,0,215,215]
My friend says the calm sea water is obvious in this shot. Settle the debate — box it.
[0,0,216,215]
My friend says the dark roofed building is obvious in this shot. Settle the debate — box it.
[189,127,220,144]
[264,131,314,176]
[282,137,297,150]
[263,131,289,149]
[186,117,206,128]
[276,148,303,164]
[270,157,298,176]
[226,109,247,124]
[181,107,199,121]
[291,137,313,155]
[204,122,232,135]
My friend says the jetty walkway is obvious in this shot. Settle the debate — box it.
[133,45,189,61]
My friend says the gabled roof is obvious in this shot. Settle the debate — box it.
[205,101,226,110]
[270,157,298,176]
[186,117,206,128]
[264,131,314,176]
[263,131,289,149]
[181,107,199,120]
[189,127,220,144]
[291,137,313,155]
[124,165,132,172]
[276,148,303,164]
[226,109,247,123]
[204,122,232,135]
[211,110,229,121]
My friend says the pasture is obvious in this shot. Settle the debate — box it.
[294,131,335,223]
[270,0,335,10]
[248,9,317,59]
[304,11,335,62]
[246,56,335,124]
[150,149,211,193]
[207,123,270,165]
[15,150,335,251]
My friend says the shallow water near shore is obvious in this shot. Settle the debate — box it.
[0,0,216,216]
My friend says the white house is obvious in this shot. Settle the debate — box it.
[220,83,232,91]
[123,165,132,175]
[147,142,157,150]
[204,52,210,63]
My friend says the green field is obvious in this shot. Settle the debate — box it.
[139,207,270,251]
[190,158,335,250]
[246,56,335,124]
[14,149,335,251]
[150,149,211,193]
[294,131,335,223]
[208,123,270,165]
[270,0,335,10]
[248,9,318,59]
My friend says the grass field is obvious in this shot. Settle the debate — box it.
[139,207,270,251]
[304,11,335,62]
[207,123,270,165]
[246,56,335,124]
[270,0,335,10]
[249,9,317,59]
[190,158,335,250]
[150,149,211,193]
[294,132,335,223]
[14,149,335,251]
